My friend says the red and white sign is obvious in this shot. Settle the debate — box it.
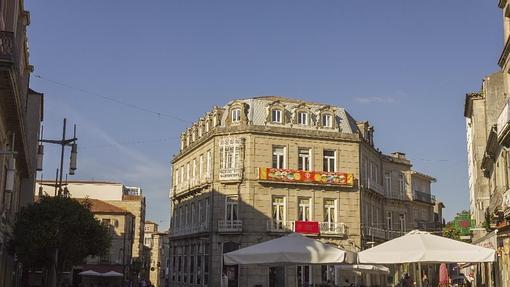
[294,221,319,234]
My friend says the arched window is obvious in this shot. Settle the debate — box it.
[231,108,241,123]
[271,109,283,123]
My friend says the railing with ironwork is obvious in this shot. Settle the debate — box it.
[0,31,15,62]
[267,220,295,232]
[319,222,347,236]
[174,173,212,195]
[363,226,406,240]
[218,220,243,233]
[170,222,209,237]
[219,168,243,181]
[413,190,436,204]
[367,179,384,195]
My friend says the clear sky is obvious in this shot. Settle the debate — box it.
[25,0,502,229]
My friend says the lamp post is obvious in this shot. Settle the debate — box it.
[38,118,78,197]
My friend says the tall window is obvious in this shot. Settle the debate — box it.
[298,198,311,221]
[219,137,244,179]
[272,146,285,169]
[199,154,204,178]
[297,265,312,287]
[298,148,311,171]
[186,162,190,181]
[297,112,308,125]
[322,114,333,128]
[225,196,238,221]
[324,199,336,231]
[272,197,285,230]
[387,211,392,230]
[180,166,184,183]
[192,159,197,179]
[191,202,196,226]
[384,171,392,194]
[231,108,241,123]
[399,173,406,194]
[323,150,336,172]
[175,168,179,185]
[272,109,282,123]
[399,213,406,232]
[206,150,211,176]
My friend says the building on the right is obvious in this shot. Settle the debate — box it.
[462,1,510,286]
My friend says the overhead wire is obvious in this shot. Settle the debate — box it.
[33,74,191,124]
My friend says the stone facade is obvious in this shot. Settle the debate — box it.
[169,96,441,287]
[0,0,44,286]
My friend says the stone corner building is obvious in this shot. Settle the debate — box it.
[169,96,442,286]
[0,0,44,286]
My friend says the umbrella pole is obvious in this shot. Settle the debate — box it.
[418,262,422,287]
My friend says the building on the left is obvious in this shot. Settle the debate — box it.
[0,0,44,286]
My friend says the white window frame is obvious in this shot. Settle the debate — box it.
[206,150,211,177]
[323,150,336,172]
[231,108,241,123]
[272,109,283,123]
[186,162,190,181]
[298,148,311,171]
[225,196,239,221]
[324,199,336,230]
[175,168,179,185]
[384,171,392,194]
[272,196,286,230]
[298,198,312,221]
[399,173,406,194]
[400,213,406,232]
[387,211,392,230]
[297,112,308,125]
[199,154,204,179]
[297,265,313,286]
[192,159,197,179]
[322,114,333,128]
[272,146,286,169]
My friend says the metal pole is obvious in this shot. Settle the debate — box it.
[418,262,423,287]
[58,118,66,196]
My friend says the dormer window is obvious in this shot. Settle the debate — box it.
[297,112,308,125]
[322,114,333,128]
[271,109,282,123]
[231,108,241,123]
[205,120,210,132]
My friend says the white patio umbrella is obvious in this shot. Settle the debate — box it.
[79,270,102,276]
[101,271,123,277]
[336,264,390,273]
[224,232,356,265]
[358,230,495,264]
[358,230,496,287]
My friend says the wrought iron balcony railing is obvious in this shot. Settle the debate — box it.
[319,222,347,236]
[218,220,243,233]
[413,190,435,204]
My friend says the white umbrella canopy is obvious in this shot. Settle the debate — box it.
[358,230,496,264]
[224,233,356,265]
[101,271,123,277]
[336,264,390,274]
[79,270,102,276]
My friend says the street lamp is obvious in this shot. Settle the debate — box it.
[38,118,78,197]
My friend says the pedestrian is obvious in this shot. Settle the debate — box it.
[422,272,430,287]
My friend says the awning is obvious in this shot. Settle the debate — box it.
[224,233,356,265]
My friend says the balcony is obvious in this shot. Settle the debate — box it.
[413,190,435,204]
[363,226,406,240]
[218,220,243,233]
[367,179,383,195]
[498,100,510,147]
[219,167,243,182]
[319,222,347,236]
[173,174,211,196]
[416,221,443,231]
[266,220,348,236]
[267,220,295,233]
[170,222,209,237]
[385,192,405,201]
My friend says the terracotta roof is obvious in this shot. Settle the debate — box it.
[77,198,131,214]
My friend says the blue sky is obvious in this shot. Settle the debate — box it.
[26,1,502,229]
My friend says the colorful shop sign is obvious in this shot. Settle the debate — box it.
[258,168,354,186]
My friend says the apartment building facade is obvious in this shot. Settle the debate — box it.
[169,96,441,287]
[36,181,147,281]
[0,0,44,286]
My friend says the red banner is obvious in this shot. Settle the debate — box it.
[294,221,319,234]
[258,168,354,186]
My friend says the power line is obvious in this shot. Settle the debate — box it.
[33,74,191,124]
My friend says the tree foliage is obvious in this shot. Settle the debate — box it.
[13,196,111,272]
[442,210,470,240]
